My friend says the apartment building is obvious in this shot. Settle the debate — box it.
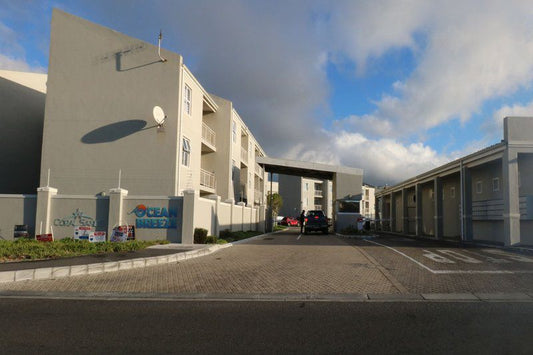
[34,9,265,203]
[375,117,533,246]
[278,175,333,218]
[360,184,376,219]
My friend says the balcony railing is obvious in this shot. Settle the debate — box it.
[314,190,323,197]
[202,122,216,148]
[314,205,323,211]
[241,147,248,164]
[255,189,263,204]
[200,169,216,190]
[255,163,263,176]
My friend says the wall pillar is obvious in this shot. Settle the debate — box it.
[237,202,246,231]
[503,150,521,246]
[107,188,128,240]
[461,165,473,242]
[434,178,443,239]
[225,198,235,232]
[182,190,198,244]
[207,195,221,237]
[389,193,395,232]
[402,189,408,234]
[35,186,58,235]
[415,184,423,236]
[258,205,266,233]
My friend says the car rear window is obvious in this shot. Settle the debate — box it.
[307,210,325,217]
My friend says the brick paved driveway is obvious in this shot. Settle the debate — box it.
[344,235,533,294]
[1,230,532,296]
[0,229,400,295]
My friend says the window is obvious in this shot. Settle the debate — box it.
[181,137,191,167]
[305,183,309,191]
[184,84,192,116]
[492,178,500,192]
[450,187,455,199]
[232,121,237,143]
[476,180,483,194]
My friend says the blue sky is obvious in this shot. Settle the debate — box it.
[1,0,533,185]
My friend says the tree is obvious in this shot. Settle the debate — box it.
[267,192,283,217]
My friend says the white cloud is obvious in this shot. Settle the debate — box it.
[329,0,533,139]
[489,101,533,137]
[0,21,45,72]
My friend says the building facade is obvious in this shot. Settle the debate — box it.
[360,184,376,219]
[278,175,333,218]
[375,117,533,246]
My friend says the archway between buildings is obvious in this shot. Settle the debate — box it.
[256,157,363,232]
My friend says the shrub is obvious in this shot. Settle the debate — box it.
[205,236,218,244]
[194,228,208,244]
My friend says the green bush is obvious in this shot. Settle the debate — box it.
[205,235,218,244]
[194,228,208,244]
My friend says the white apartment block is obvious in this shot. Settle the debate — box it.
[278,176,333,218]
[360,184,376,219]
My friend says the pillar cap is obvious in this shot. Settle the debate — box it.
[37,186,58,193]
[109,188,128,195]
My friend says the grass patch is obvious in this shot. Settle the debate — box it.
[0,238,169,262]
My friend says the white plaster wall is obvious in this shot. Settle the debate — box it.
[49,196,109,239]
[0,195,37,240]
[218,202,232,232]
[195,198,216,235]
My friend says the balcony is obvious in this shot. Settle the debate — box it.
[314,205,323,211]
[201,122,216,153]
[200,169,216,193]
[314,190,323,197]
[240,147,248,166]
[254,189,263,204]
[254,163,263,177]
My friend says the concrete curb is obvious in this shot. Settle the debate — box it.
[0,291,531,302]
[0,243,234,284]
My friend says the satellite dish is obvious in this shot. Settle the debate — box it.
[153,106,166,126]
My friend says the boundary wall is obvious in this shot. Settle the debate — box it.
[0,187,265,243]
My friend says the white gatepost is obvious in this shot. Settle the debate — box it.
[225,198,235,231]
[35,186,58,235]
[237,202,246,231]
[182,190,199,244]
[107,188,128,240]
[207,194,221,237]
[258,205,266,233]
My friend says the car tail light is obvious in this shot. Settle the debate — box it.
[314,216,319,219]
[305,218,308,222]
[357,217,364,222]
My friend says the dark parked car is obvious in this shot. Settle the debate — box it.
[304,210,328,234]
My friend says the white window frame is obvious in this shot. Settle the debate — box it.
[476,180,483,194]
[492,177,500,192]
[184,84,192,116]
[182,137,191,167]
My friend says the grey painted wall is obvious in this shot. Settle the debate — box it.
[442,174,460,238]
[40,9,182,195]
[0,78,45,193]
[278,174,302,217]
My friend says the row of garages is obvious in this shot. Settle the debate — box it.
[376,117,533,247]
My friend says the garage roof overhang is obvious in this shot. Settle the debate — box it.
[256,156,363,180]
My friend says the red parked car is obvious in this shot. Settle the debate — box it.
[280,216,299,226]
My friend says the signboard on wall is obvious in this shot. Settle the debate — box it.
[128,204,177,229]
[36,234,53,242]
[14,225,29,239]
[111,225,135,242]
[74,226,106,243]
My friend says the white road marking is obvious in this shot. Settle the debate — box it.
[438,250,482,264]
[422,250,455,264]
[482,249,533,263]
[297,234,302,240]
[363,239,533,274]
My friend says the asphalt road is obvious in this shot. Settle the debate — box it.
[0,298,531,354]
